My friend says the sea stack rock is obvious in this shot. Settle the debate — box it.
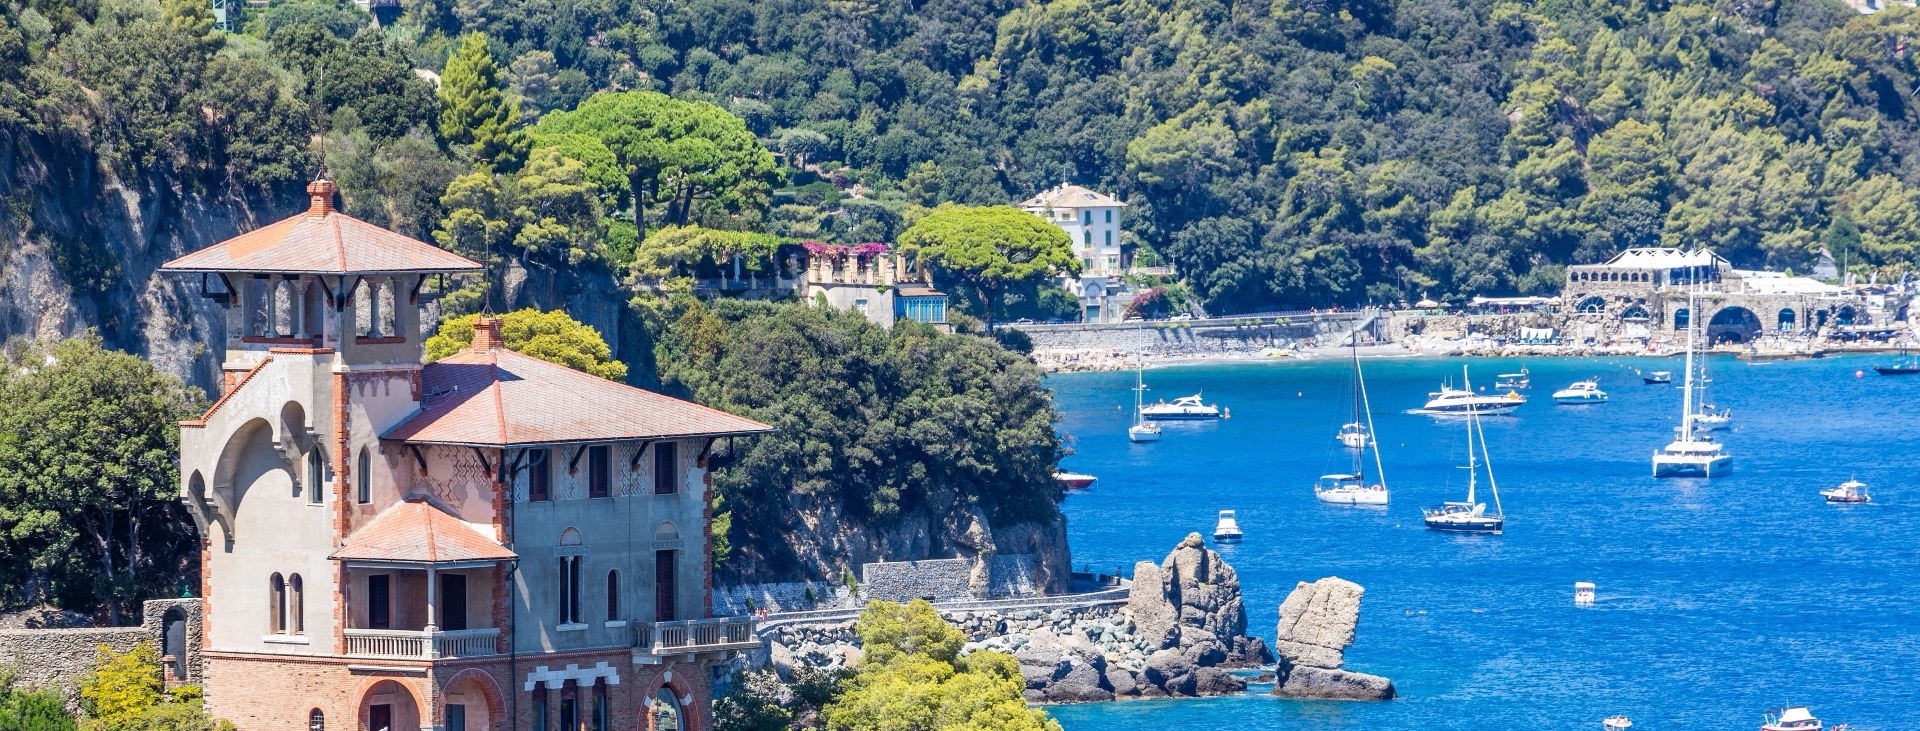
[1117,532,1272,697]
[1269,577,1396,701]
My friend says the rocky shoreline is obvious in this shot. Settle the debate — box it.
[757,533,1397,705]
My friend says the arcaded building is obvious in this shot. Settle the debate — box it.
[162,181,770,731]
[1563,247,1864,343]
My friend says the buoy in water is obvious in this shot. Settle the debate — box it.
[1857,370,1865,378]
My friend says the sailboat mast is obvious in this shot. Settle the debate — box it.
[1462,366,1477,506]
[1681,288,1697,441]
[1351,338,1364,479]
[1358,345,1387,489]
[1474,391,1504,518]
[1134,356,1146,427]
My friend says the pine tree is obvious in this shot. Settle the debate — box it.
[438,33,526,171]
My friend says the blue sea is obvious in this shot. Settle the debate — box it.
[1045,355,1919,730]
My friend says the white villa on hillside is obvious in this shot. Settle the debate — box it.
[1020,184,1130,323]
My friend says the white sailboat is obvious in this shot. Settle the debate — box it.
[1319,340,1389,505]
[1128,357,1161,443]
[1653,290,1732,477]
[1692,357,1731,429]
[1423,366,1505,534]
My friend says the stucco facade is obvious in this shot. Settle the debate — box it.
[167,181,767,731]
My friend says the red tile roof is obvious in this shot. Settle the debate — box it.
[330,499,516,563]
[161,181,481,275]
[384,322,773,446]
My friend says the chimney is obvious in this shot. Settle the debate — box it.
[306,180,338,217]
[471,317,505,351]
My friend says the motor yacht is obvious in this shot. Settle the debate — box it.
[1336,422,1371,448]
[1213,510,1243,542]
[1761,706,1820,731]
[1420,385,1525,415]
[1141,394,1224,420]
[1314,473,1388,505]
[1643,370,1672,385]
[1053,472,1096,489]
[1552,380,1608,404]
[1821,479,1870,504]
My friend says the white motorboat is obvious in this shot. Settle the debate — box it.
[1127,358,1162,442]
[1314,473,1388,505]
[1761,706,1821,731]
[1419,384,1525,415]
[1053,472,1096,489]
[1603,715,1633,731]
[1320,340,1391,506]
[1821,479,1871,503]
[1495,366,1531,390]
[1213,510,1243,542]
[1552,379,1609,404]
[1141,394,1223,420]
[1336,422,1371,448]
[1654,290,1732,478]
[1643,370,1672,385]
[1424,366,1506,534]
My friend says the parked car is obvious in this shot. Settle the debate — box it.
[1171,314,1193,321]
[1014,318,1035,324]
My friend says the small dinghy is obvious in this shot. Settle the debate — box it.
[1643,370,1672,385]
[1603,716,1632,731]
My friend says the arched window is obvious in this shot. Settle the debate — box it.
[1778,308,1796,329]
[307,448,327,504]
[1674,308,1691,331]
[308,709,324,731]
[1576,296,1607,314]
[652,689,683,731]
[606,570,620,622]
[270,573,286,634]
[290,574,304,634]
[356,448,371,504]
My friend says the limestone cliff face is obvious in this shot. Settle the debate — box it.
[722,484,1072,596]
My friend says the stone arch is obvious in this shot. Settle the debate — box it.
[161,606,188,681]
[213,417,288,527]
[640,670,702,731]
[1816,309,1830,328]
[280,400,308,451]
[1576,296,1607,313]
[1707,306,1761,344]
[438,668,506,731]
[1620,304,1650,321]
[654,522,679,541]
[1673,308,1691,331]
[1838,305,1857,326]
[354,677,426,731]
[560,527,584,545]
[1777,308,1796,329]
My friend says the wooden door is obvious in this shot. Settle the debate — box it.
[440,574,467,631]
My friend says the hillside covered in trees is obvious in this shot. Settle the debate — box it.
[6,0,1920,326]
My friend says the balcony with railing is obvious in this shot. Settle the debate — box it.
[344,627,502,660]
[631,616,760,658]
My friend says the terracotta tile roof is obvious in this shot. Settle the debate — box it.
[161,181,481,275]
[330,499,515,563]
[384,320,774,447]
[1019,184,1126,209]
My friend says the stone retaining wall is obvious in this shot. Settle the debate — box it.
[0,599,202,696]
[712,581,858,615]
[860,559,973,603]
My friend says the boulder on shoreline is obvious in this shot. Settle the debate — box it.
[1268,577,1395,701]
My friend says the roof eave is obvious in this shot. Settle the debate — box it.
[392,426,777,449]
[159,265,484,275]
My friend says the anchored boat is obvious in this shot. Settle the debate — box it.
[1213,510,1243,542]
[1141,394,1223,421]
[1127,358,1161,443]
[1654,290,1732,478]
[1423,366,1506,535]
[1419,384,1525,415]
[1761,706,1821,731]
[1643,370,1672,385]
[1821,479,1870,504]
[1319,340,1391,506]
[1552,379,1609,404]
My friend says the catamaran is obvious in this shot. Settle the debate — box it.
[1423,366,1505,534]
[1654,290,1732,478]
[1319,340,1389,505]
[1127,357,1162,443]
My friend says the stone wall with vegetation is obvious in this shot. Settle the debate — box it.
[0,599,201,695]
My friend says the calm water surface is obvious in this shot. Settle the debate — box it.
[1046,354,1919,730]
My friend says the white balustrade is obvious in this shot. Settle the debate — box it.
[344,628,500,659]
[634,616,759,655]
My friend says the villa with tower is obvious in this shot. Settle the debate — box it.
[160,181,771,731]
